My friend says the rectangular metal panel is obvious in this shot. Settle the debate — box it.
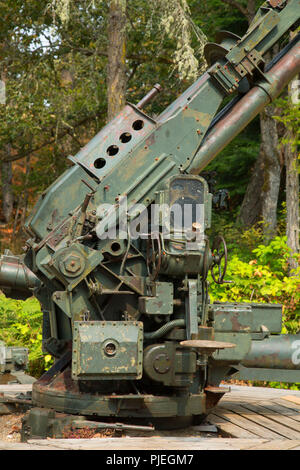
[72,321,143,380]
[210,302,282,334]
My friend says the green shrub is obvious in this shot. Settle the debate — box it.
[209,235,300,334]
[209,234,300,390]
[0,294,51,377]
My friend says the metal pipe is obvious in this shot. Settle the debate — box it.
[137,83,162,109]
[144,318,203,340]
[144,319,185,339]
[190,39,300,174]
[0,254,41,298]
[73,419,154,432]
[242,334,300,370]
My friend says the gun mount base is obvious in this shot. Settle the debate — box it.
[30,367,213,426]
[22,350,227,439]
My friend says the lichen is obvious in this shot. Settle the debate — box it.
[152,0,207,81]
[49,0,71,24]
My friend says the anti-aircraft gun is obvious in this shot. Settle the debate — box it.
[1,0,300,439]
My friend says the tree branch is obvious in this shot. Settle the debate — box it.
[62,41,173,65]
[219,0,248,18]
[1,110,104,164]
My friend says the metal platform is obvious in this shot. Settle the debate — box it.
[0,384,299,450]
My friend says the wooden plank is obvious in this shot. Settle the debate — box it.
[244,402,300,432]
[229,403,300,440]
[256,401,300,425]
[221,394,263,404]
[281,396,300,406]
[234,440,269,450]
[208,413,260,439]
[226,385,300,400]
[2,437,298,451]
[0,440,54,450]
[246,440,300,451]
[275,398,300,413]
[215,406,283,439]
[30,437,229,450]
[25,437,266,450]
[0,385,32,393]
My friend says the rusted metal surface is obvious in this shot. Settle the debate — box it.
[268,0,285,7]
[242,334,300,370]
[137,83,162,109]
[180,340,236,351]
[0,253,41,298]
[190,38,300,173]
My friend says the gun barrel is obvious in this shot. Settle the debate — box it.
[0,254,41,299]
[242,334,300,370]
[190,38,300,174]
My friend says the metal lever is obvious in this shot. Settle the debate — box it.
[137,83,162,109]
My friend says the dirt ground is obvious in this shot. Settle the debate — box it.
[0,413,25,442]
[0,411,222,442]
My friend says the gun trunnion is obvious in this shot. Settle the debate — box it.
[1,0,300,438]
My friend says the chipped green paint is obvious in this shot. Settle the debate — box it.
[72,321,143,380]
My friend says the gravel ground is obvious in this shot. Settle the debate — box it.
[0,413,25,442]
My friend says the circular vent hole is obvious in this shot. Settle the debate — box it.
[107,145,119,156]
[94,158,106,169]
[132,119,144,131]
[104,342,117,356]
[111,241,121,252]
[120,132,132,143]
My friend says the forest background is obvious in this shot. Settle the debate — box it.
[0,0,299,388]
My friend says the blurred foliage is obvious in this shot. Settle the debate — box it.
[0,294,51,377]
[209,235,300,334]
[274,96,300,152]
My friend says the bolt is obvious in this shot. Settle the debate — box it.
[61,253,83,274]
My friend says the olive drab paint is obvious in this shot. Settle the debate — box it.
[1,0,300,440]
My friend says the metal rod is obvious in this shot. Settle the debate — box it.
[73,419,155,432]
[137,83,163,109]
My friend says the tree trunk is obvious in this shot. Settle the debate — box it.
[285,140,299,272]
[285,31,299,273]
[0,64,14,224]
[107,0,127,121]
[1,151,13,223]
[260,104,281,241]
[238,151,264,228]
[233,5,282,240]
[238,49,282,241]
